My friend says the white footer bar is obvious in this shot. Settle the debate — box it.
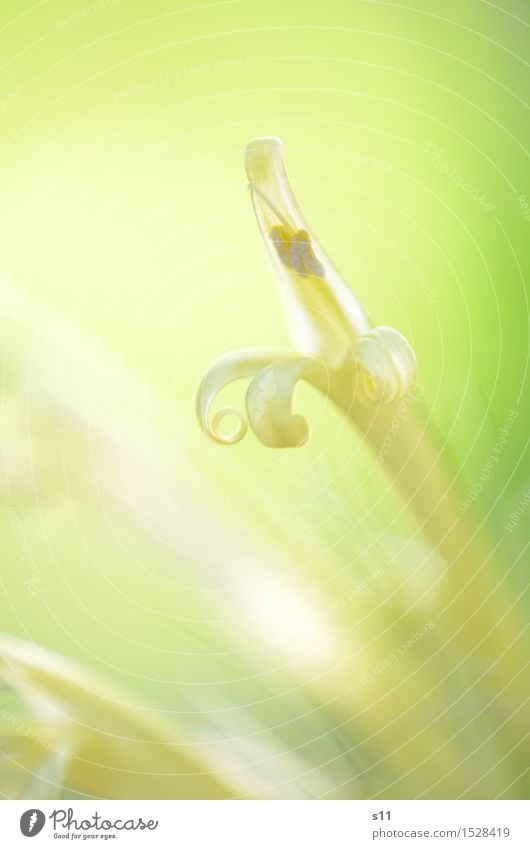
[1,800,528,848]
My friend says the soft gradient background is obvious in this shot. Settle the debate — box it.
[0,0,528,799]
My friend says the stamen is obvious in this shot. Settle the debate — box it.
[270,225,326,279]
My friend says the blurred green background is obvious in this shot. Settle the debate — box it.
[0,0,528,799]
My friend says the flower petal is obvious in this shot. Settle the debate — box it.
[344,325,418,405]
[246,357,326,447]
[196,349,292,444]
[246,137,370,367]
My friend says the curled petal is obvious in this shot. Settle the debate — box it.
[196,349,292,444]
[348,326,418,405]
[246,358,325,447]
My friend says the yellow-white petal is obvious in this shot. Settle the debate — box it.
[246,137,370,368]
[246,357,326,447]
[346,325,418,405]
[196,348,292,444]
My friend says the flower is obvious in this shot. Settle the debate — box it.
[196,142,528,758]
[0,140,525,802]
[196,137,418,449]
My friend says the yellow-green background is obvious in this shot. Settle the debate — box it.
[0,0,528,799]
